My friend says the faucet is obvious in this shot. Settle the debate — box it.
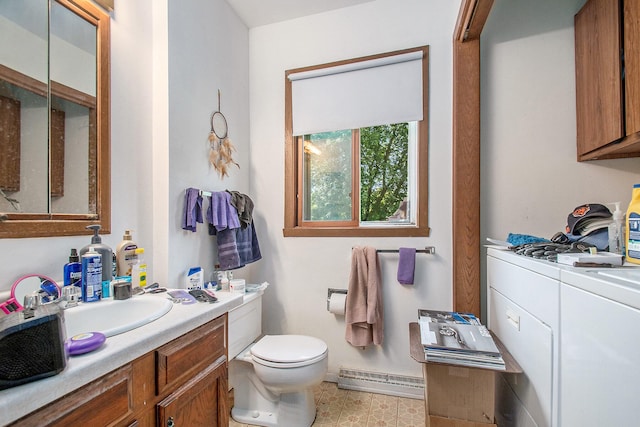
[22,292,44,319]
[59,286,81,309]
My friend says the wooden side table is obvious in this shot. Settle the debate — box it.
[409,322,522,427]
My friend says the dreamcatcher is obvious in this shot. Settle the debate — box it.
[208,90,239,179]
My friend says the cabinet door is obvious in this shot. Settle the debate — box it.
[625,0,640,135]
[13,364,134,427]
[157,356,228,427]
[575,0,624,154]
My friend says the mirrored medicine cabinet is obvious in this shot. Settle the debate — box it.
[0,0,110,238]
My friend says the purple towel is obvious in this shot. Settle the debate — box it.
[182,188,203,232]
[397,247,416,285]
[206,191,241,233]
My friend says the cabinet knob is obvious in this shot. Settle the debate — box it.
[167,416,175,427]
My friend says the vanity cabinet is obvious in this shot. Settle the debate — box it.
[574,0,640,161]
[12,314,229,427]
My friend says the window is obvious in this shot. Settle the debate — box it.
[284,46,429,237]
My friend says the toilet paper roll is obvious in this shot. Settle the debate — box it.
[328,292,347,315]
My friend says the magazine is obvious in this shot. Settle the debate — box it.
[418,309,505,370]
[418,309,481,326]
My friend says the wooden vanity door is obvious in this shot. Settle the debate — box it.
[156,357,228,427]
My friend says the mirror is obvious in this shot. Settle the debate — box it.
[0,0,110,238]
[0,274,60,313]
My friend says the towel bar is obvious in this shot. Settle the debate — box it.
[375,246,435,255]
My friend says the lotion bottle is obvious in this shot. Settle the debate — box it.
[116,230,138,276]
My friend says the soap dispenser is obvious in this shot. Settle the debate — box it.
[80,225,113,296]
[608,202,625,255]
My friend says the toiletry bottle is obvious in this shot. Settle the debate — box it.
[187,267,204,290]
[79,225,113,296]
[63,248,82,288]
[116,230,138,276]
[81,248,102,302]
[218,270,229,291]
[131,248,147,288]
[608,202,625,255]
[626,184,640,265]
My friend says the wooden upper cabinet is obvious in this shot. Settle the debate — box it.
[575,0,640,160]
[625,0,640,134]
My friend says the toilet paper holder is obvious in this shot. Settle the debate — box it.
[327,288,347,311]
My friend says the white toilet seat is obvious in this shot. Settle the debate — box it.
[250,335,328,368]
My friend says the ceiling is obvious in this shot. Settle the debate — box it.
[225,0,376,28]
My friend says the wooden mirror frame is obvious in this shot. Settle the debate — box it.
[0,0,110,238]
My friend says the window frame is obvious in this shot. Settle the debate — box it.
[284,46,430,237]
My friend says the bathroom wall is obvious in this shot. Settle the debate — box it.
[0,0,250,293]
[161,0,250,287]
[248,0,461,380]
[480,0,640,315]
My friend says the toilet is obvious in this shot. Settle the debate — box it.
[228,291,328,427]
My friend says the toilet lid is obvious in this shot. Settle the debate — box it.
[251,335,327,363]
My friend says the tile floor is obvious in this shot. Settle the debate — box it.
[229,381,426,427]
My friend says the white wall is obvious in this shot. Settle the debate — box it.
[482,0,640,243]
[249,0,460,379]
[162,0,250,287]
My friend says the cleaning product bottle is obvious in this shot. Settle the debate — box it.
[626,184,640,264]
[80,225,113,297]
[607,202,625,255]
[63,248,82,288]
[131,248,147,288]
[116,230,138,276]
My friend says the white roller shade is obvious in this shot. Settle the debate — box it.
[288,50,424,136]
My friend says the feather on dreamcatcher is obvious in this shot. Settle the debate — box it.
[208,90,239,179]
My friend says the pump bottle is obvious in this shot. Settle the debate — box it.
[116,230,138,276]
[80,225,113,296]
[607,202,625,255]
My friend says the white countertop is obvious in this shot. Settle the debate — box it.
[0,289,247,424]
[487,246,640,309]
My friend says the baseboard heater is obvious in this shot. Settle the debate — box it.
[337,368,424,399]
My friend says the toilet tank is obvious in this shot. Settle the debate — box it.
[228,294,262,359]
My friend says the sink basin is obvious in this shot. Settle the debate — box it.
[64,296,173,338]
